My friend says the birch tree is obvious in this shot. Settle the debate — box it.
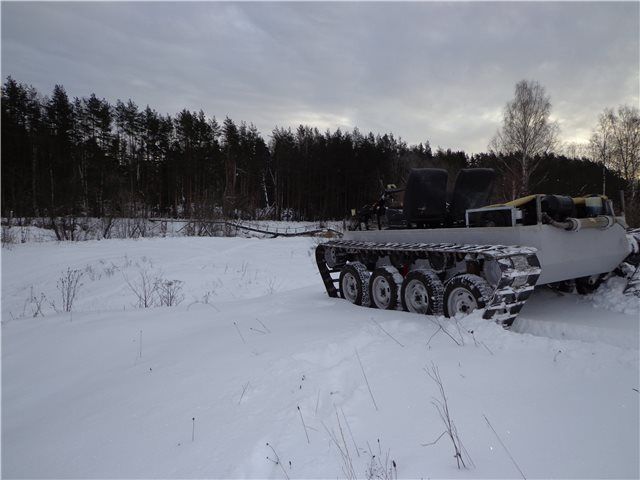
[591,106,640,201]
[490,80,559,198]
[589,109,614,195]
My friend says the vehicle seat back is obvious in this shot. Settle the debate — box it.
[403,168,448,227]
[449,168,496,225]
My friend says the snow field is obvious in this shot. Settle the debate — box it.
[2,236,639,478]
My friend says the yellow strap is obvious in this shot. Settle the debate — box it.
[486,194,540,208]
[485,194,608,209]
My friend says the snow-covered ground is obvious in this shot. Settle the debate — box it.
[2,236,638,478]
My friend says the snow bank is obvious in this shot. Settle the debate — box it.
[1,225,57,245]
[589,276,640,316]
[512,281,639,349]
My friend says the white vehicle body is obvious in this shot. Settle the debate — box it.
[344,221,631,285]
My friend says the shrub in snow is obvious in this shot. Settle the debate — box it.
[322,412,357,479]
[323,412,397,480]
[123,265,161,308]
[57,268,84,312]
[423,363,473,470]
[266,277,280,295]
[1,226,17,247]
[49,216,81,241]
[99,217,114,239]
[200,289,216,304]
[157,279,184,306]
[123,261,185,308]
[23,286,47,317]
[265,442,290,480]
[364,440,397,480]
[107,218,155,239]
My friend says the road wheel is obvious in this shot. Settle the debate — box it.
[369,266,403,310]
[444,274,492,318]
[339,262,370,306]
[401,269,444,315]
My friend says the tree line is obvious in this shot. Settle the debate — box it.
[1,76,637,223]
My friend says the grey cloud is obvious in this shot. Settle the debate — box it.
[2,2,637,153]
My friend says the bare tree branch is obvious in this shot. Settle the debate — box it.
[489,80,560,197]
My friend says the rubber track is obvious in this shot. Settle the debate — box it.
[624,228,640,296]
[316,239,541,327]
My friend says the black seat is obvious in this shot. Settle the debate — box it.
[402,168,448,228]
[448,168,495,226]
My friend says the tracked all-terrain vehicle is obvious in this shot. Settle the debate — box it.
[316,168,640,327]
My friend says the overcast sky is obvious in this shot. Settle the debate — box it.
[2,1,638,153]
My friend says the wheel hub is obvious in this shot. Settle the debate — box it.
[447,287,478,317]
[343,273,358,302]
[372,276,391,308]
[405,279,430,313]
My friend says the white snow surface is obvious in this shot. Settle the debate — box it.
[2,236,639,479]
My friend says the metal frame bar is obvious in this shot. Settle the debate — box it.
[465,206,519,228]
